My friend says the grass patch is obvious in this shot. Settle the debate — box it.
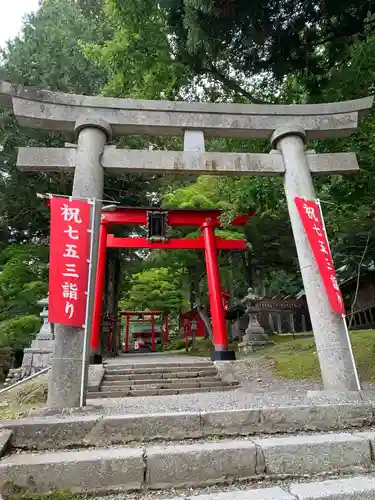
[266,329,375,381]
[3,483,79,500]
[165,330,375,382]
[0,379,47,420]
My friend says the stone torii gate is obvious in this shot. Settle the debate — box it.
[0,80,372,408]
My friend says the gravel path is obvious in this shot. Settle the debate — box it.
[226,357,323,393]
[93,471,375,499]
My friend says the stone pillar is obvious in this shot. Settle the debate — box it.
[47,118,112,408]
[271,125,360,391]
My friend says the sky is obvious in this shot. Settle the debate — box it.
[0,0,40,47]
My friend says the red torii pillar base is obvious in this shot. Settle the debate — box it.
[202,220,235,361]
[212,351,236,361]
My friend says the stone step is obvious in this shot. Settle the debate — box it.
[3,402,374,451]
[1,432,374,494]
[100,381,233,392]
[104,361,213,371]
[101,376,223,387]
[104,368,218,380]
[164,476,375,500]
[105,366,217,376]
[90,385,235,398]
[102,375,221,387]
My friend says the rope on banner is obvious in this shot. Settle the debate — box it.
[80,197,97,407]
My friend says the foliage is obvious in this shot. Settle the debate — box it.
[120,267,185,312]
[85,0,191,99]
[0,315,42,351]
[101,0,375,103]
[4,0,375,323]
[0,245,48,321]
[0,0,109,241]
[0,0,151,242]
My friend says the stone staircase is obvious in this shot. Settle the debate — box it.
[2,397,375,498]
[89,359,238,398]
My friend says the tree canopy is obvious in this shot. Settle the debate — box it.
[1,0,375,344]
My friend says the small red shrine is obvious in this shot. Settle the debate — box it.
[121,310,169,352]
[180,291,232,342]
[90,207,251,361]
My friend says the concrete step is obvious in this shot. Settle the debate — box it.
[90,385,236,398]
[104,368,218,381]
[1,432,375,494]
[100,381,234,392]
[164,476,375,500]
[3,402,374,450]
[101,375,222,385]
[104,361,213,372]
[104,364,216,374]
[101,377,224,388]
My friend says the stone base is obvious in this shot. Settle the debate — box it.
[90,353,103,365]
[22,348,52,368]
[211,350,236,361]
[239,341,268,354]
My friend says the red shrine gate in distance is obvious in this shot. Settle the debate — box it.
[90,207,250,362]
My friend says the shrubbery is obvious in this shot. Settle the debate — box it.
[0,315,42,351]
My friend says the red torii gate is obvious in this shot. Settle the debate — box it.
[91,207,250,361]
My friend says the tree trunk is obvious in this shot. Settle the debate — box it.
[197,306,213,339]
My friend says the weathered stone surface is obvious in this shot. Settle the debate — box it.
[1,415,99,450]
[201,409,262,436]
[147,440,260,489]
[176,371,199,378]
[199,369,218,377]
[327,403,374,428]
[0,430,12,457]
[178,387,214,394]
[353,430,375,453]
[358,390,375,403]
[259,403,374,433]
[169,379,199,387]
[260,405,320,433]
[88,391,130,398]
[18,147,360,177]
[199,380,224,387]
[168,487,296,500]
[306,391,363,403]
[131,389,158,397]
[88,364,104,392]
[289,476,375,499]
[275,127,361,391]
[0,446,144,493]
[2,81,371,139]
[157,388,179,395]
[86,411,201,446]
[163,371,198,379]
[253,433,371,475]
[214,361,239,385]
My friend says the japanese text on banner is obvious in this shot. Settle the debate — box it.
[48,197,91,327]
[294,197,344,314]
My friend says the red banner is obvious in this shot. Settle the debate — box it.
[48,197,92,327]
[295,197,344,314]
